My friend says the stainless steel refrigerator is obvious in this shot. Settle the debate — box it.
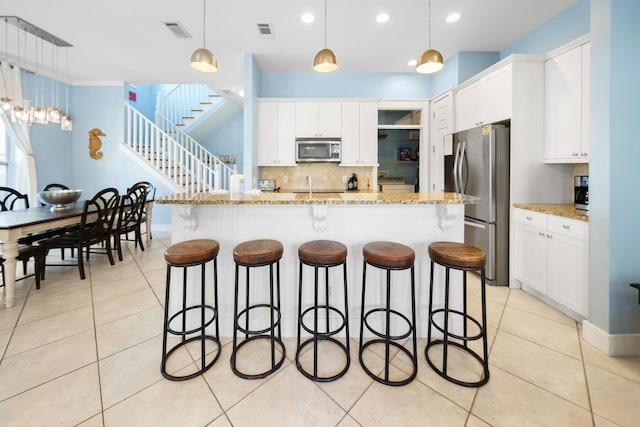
[444,124,510,286]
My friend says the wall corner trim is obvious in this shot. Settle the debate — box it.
[582,320,640,356]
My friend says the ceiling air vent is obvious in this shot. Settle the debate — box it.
[256,23,274,39]
[163,21,192,39]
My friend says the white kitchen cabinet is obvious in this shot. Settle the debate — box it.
[258,101,296,166]
[429,91,453,191]
[514,208,589,318]
[295,102,342,138]
[340,102,378,166]
[455,64,512,132]
[544,42,590,163]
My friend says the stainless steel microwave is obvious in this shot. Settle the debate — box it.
[295,139,341,162]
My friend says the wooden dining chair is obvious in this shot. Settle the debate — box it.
[126,181,155,243]
[113,183,147,261]
[38,188,120,280]
[0,187,47,289]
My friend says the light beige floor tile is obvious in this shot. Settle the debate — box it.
[226,363,346,427]
[151,283,166,307]
[467,297,505,329]
[593,414,621,427]
[0,364,102,427]
[472,366,592,427]
[99,335,191,409]
[202,342,269,411]
[206,414,233,427]
[350,376,468,427]
[465,273,510,305]
[143,267,166,288]
[499,306,581,359]
[466,414,493,427]
[95,306,163,359]
[18,285,92,325]
[489,331,590,409]
[90,262,145,285]
[0,328,12,357]
[93,287,159,326]
[6,305,94,356]
[586,363,640,427]
[77,414,104,426]
[0,304,22,331]
[337,414,362,427]
[314,338,377,411]
[398,338,478,410]
[581,338,640,384]
[103,369,222,427]
[131,248,168,272]
[507,289,576,327]
[91,273,149,303]
[0,329,97,401]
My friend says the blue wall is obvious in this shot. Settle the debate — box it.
[201,110,244,173]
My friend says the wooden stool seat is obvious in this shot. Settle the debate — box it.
[233,239,283,266]
[298,240,347,266]
[428,241,486,269]
[363,241,415,269]
[164,239,219,266]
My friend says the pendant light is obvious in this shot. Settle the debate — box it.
[1,19,13,114]
[190,0,218,73]
[416,0,443,74]
[30,36,48,124]
[12,28,31,126]
[47,43,61,123]
[61,46,72,131]
[313,0,337,72]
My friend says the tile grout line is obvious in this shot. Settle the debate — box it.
[87,249,107,426]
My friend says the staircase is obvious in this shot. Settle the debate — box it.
[122,84,235,193]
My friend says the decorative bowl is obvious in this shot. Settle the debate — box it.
[39,189,83,211]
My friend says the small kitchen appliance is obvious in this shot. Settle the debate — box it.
[295,138,341,162]
[574,175,589,211]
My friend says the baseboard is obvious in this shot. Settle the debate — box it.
[582,320,640,356]
[151,224,171,232]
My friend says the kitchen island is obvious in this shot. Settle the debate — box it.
[156,191,479,337]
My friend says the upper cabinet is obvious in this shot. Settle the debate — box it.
[295,102,342,138]
[340,102,378,166]
[429,91,453,191]
[257,101,296,166]
[455,64,513,132]
[544,42,590,163]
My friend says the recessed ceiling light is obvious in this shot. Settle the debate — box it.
[446,12,462,23]
[408,59,417,67]
[302,13,315,24]
[376,13,390,24]
[238,89,245,97]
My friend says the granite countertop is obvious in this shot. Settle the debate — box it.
[156,191,480,205]
[513,203,589,222]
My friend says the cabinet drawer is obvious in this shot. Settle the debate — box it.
[547,215,588,240]
[514,209,547,228]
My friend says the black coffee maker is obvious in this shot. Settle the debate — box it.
[574,176,589,211]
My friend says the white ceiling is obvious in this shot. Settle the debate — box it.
[1,0,578,95]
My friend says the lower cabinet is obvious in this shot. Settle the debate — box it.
[514,208,589,318]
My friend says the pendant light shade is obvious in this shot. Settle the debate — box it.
[314,48,338,73]
[416,49,444,74]
[190,0,218,73]
[190,48,218,73]
[416,0,443,74]
[314,0,337,73]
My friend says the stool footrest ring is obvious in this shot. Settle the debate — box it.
[429,308,484,342]
[363,308,413,341]
[300,305,347,337]
[167,305,217,336]
[236,304,282,335]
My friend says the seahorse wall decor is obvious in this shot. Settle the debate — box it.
[88,128,105,160]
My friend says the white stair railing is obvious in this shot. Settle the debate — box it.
[156,84,220,127]
[124,104,232,192]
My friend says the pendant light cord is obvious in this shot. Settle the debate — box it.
[202,0,207,49]
[324,0,327,48]
[428,0,432,49]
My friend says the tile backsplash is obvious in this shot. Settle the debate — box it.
[260,164,376,191]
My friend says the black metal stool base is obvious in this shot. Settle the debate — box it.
[161,335,221,381]
[230,334,286,379]
[359,338,417,386]
[296,336,350,382]
[425,339,489,387]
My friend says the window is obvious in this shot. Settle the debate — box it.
[0,118,8,186]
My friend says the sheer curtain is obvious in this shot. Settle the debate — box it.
[0,61,38,204]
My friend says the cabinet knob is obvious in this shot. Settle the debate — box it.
[562,224,570,229]
[538,231,545,236]
[572,152,579,156]
[526,216,532,220]
[581,152,588,157]
[547,234,553,238]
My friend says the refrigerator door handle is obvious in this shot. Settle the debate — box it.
[453,142,461,193]
[464,220,486,229]
[459,141,467,194]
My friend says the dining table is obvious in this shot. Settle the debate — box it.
[0,200,153,308]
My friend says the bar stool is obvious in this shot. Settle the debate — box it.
[161,239,220,381]
[426,241,490,387]
[231,239,286,379]
[296,240,350,382]
[359,241,417,386]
